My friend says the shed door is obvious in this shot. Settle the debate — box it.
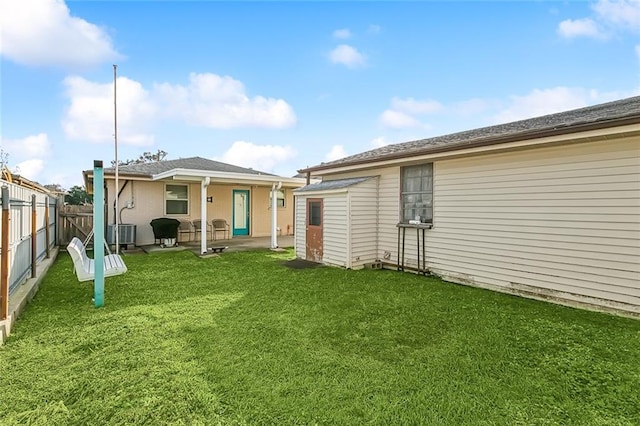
[306,199,323,262]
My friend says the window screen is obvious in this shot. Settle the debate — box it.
[166,184,188,215]
[401,163,433,223]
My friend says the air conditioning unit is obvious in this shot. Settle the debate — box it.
[107,224,137,245]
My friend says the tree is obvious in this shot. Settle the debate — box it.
[112,149,168,166]
[44,183,65,193]
[66,185,92,205]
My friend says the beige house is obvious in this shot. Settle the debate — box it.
[295,96,640,315]
[84,157,306,252]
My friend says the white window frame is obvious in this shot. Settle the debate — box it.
[270,188,286,208]
[165,183,189,215]
[400,163,433,224]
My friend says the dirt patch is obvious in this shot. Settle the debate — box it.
[281,259,321,270]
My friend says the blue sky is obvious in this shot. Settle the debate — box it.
[1,0,639,188]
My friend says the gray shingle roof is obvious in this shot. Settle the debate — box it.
[301,95,640,173]
[295,177,374,193]
[104,157,274,177]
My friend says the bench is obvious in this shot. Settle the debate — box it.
[67,237,128,282]
[208,246,228,254]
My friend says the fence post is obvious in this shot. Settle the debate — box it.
[31,194,37,278]
[45,196,50,259]
[1,187,9,320]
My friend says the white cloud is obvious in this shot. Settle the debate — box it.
[62,72,298,146]
[0,133,51,181]
[333,29,351,39]
[492,87,597,123]
[12,159,45,181]
[379,97,442,129]
[370,137,389,148]
[325,145,348,161]
[155,73,296,129]
[217,141,296,173]
[558,18,605,39]
[328,44,366,69]
[557,0,640,39]
[62,76,156,146]
[592,0,640,30]
[368,24,382,34]
[0,0,121,68]
[379,110,422,129]
[1,133,51,158]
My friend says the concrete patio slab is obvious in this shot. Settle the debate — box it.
[139,235,294,256]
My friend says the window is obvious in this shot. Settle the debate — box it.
[401,163,433,223]
[270,188,286,208]
[309,201,322,226]
[165,184,188,215]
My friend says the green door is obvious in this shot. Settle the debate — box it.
[232,190,250,236]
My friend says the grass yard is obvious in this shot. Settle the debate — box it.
[1,248,639,425]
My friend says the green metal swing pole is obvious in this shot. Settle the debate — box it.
[93,160,105,307]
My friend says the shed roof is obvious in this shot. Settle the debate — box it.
[300,95,640,173]
[295,177,375,193]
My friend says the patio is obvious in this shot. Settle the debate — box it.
[138,235,294,255]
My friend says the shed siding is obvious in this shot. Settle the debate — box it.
[329,167,402,265]
[349,177,379,268]
[294,195,307,259]
[326,136,640,313]
[323,195,349,267]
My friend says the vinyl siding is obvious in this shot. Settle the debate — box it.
[322,195,348,267]
[349,177,379,268]
[323,135,640,313]
[428,137,640,311]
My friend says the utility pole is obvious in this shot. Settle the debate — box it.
[113,64,119,252]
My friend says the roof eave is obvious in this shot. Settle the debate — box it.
[151,168,307,187]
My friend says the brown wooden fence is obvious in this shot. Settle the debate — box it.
[59,205,93,246]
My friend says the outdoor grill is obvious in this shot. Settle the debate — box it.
[149,218,181,248]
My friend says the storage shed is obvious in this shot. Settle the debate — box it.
[294,176,378,269]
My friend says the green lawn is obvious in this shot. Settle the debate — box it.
[1,249,639,425]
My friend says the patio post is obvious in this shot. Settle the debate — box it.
[271,182,281,249]
[200,177,210,254]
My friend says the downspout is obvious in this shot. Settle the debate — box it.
[200,177,210,254]
[271,181,282,249]
[112,180,130,224]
